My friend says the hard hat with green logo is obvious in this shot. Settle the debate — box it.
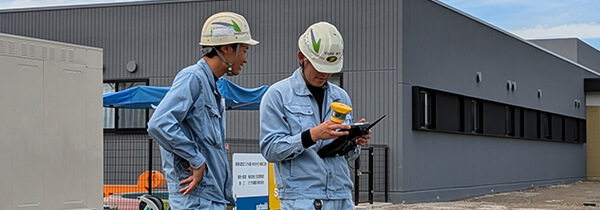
[298,22,344,73]
[199,12,258,76]
[200,12,259,46]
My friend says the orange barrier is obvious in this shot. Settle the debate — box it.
[104,170,166,197]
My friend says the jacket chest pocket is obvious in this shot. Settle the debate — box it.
[284,105,314,133]
[203,104,224,147]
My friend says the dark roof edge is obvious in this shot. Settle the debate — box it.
[0,0,221,13]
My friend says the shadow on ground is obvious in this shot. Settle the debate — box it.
[358,181,600,210]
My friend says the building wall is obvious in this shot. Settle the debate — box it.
[578,40,600,73]
[397,0,596,203]
[587,104,600,180]
[0,0,400,142]
[530,38,600,73]
[529,38,580,64]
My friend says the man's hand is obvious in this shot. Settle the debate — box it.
[354,118,371,146]
[309,120,351,142]
[179,162,206,195]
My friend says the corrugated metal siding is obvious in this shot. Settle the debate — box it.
[397,0,592,203]
[403,0,592,118]
[577,39,600,72]
[0,0,399,80]
[346,70,400,146]
[346,69,403,190]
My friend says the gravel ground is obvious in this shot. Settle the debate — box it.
[356,181,600,210]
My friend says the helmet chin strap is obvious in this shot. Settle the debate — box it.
[214,44,240,76]
[300,58,310,83]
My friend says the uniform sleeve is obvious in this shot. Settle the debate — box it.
[147,72,206,169]
[259,87,305,162]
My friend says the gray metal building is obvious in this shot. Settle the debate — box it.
[530,38,600,73]
[1,0,598,204]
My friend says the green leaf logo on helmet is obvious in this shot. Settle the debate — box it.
[211,20,242,32]
[200,12,259,46]
[231,20,241,32]
[310,28,321,53]
[298,22,343,73]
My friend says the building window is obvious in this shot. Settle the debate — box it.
[411,86,585,144]
[482,102,505,136]
[435,92,461,132]
[470,99,482,133]
[505,106,514,136]
[540,112,551,139]
[578,120,586,143]
[421,90,433,129]
[103,80,149,132]
[551,115,564,141]
[329,73,343,88]
[103,83,116,129]
[576,121,581,142]
[522,109,538,139]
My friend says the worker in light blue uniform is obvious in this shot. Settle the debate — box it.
[260,22,371,210]
[147,12,258,210]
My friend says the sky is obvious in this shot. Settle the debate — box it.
[1,0,599,51]
[437,0,600,51]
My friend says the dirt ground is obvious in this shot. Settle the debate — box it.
[359,181,600,210]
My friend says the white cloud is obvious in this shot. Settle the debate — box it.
[511,23,600,40]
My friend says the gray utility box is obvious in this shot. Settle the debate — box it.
[0,33,103,210]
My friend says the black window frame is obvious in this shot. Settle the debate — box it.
[539,112,552,140]
[412,86,585,144]
[103,79,150,134]
[505,106,515,136]
[413,87,435,129]
[470,99,483,134]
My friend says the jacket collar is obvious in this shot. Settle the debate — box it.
[291,68,312,96]
[290,68,341,101]
[198,59,219,92]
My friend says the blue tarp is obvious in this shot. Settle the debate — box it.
[217,78,268,110]
[102,86,169,109]
[103,78,269,110]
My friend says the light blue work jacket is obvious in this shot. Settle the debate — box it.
[259,68,361,200]
[147,59,234,206]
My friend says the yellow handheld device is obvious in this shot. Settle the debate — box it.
[330,102,352,123]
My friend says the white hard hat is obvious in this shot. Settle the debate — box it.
[298,22,344,73]
[199,12,259,46]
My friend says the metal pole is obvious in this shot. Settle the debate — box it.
[368,147,374,204]
[148,138,153,195]
[385,146,389,203]
[354,155,360,206]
